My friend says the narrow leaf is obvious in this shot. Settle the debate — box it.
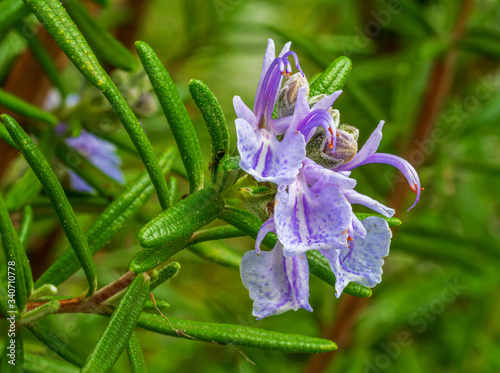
[21,0,108,89]
[3,114,97,296]
[24,352,79,373]
[143,299,170,310]
[189,79,229,183]
[19,20,66,97]
[21,300,59,324]
[5,126,55,211]
[0,88,58,125]
[137,313,337,353]
[138,187,224,248]
[63,0,138,71]
[0,192,28,311]
[354,212,402,227]
[220,207,372,297]
[0,121,18,149]
[35,148,175,288]
[30,284,57,300]
[189,243,242,269]
[136,41,204,193]
[17,205,34,296]
[309,56,352,96]
[27,323,86,367]
[167,176,179,206]
[82,273,150,373]
[150,262,180,291]
[18,205,33,249]
[0,0,30,36]
[23,0,171,210]
[187,225,246,245]
[126,332,147,373]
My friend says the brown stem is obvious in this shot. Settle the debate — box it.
[26,271,136,314]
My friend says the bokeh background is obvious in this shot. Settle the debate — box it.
[1,0,500,372]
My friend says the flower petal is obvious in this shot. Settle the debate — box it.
[275,173,352,257]
[68,171,94,193]
[343,189,395,218]
[335,120,384,172]
[357,153,421,211]
[311,90,342,111]
[240,243,311,319]
[236,118,306,184]
[302,158,357,190]
[320,216,392,297]
[256,217,275,254]
[233,96,258,129]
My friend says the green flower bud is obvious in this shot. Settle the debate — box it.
[306,125,359,169]
[277,73,309,118]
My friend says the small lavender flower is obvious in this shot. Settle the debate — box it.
[237,39,421,319]
[56,123,124,193]
[233,39,339,185]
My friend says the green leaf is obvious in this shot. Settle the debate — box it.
[24,352,79,373]
[138,187,225,248]
[309,56,352,96]
[0,88,58,125]
[18,205,33,249]
[136,41,204,193]
[0,121,18,149]
[354,212,402,227]
[82,273,150,373]
[3,114,97,296]
[63,0,138,71]
[30,284,57,300]
[54,139,124,199]
[21,0,107,89]
[220,207,373,297]
[150,262,180,291]
[132,188,224,272]
[189,242,242,269]
[126,333,147,373]
[5,125,55,211]
[143,299,170,310]
[27,323,86,367]
[0,0,30,36]
[19,20,67,97]
[187,225,245,245]
[137,313,337,353]
[34,148,175,288]
[23,0,171,211]
[21,300,59,324]
[189,79,229,184]
[0,192,28,311]
[167,176,179,206]
[17,205,34,297]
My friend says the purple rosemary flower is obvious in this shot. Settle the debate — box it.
[56,123,124,193]
[241,215,391,319]
[233,39,339,185]
[237,40,421,319]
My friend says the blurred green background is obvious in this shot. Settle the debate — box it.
[2,0,500,372]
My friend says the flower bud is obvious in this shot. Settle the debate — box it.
[277,73,309,118]
[306,125,359,169]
